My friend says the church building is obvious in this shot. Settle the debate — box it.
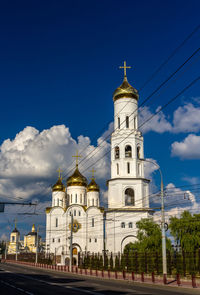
[45,62,152,264]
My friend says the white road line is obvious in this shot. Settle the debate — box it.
[0,279,34,295]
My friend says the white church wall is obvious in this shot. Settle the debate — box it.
[67,186,87,206]
[86,207,104,254]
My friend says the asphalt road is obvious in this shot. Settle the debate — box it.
[0,263,198,295]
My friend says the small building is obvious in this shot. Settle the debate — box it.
[24,224,41,253]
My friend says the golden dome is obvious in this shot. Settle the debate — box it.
[67,165,87,187]
[87,178,100,192]
[52,177,65,192]
[113,76,139,101]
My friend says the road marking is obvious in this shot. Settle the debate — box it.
[0,279,34,295]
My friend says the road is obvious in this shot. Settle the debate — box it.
[0,263,198,295]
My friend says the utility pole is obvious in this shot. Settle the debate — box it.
[5,241,7,260]
[69,213,73,272]
[16,238,18,261]
[35,226,39,264]
[141,158,167,282]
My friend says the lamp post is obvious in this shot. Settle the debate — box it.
[140,158,167,283]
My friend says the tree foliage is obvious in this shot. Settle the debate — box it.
[124,218,171,252]
[169,211,200,251]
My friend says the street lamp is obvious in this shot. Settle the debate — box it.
[140,158,167,283]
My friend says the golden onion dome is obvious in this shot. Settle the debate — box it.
[52,177,65,192]
[87,178,100,192]
[67,165,87,187]
[113,75,139,102]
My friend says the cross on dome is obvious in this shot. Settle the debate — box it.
[90,168,96,180]
[57,168,63,180]
[119,61,131,78]
[72,150,82,167]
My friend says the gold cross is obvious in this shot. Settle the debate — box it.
[90,168,96,179]
[57,168,63,180]
[72,150,82,166]
[119,61,131,77]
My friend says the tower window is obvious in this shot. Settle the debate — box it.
[12,236,15,242]
[88,200,90,206]
[125,188,135,206]
[137,146,141,159]
[80,194,82,203]
[57,199,59,206]
[96,199,98,206]
[52,238,55,243]
[117,163,119,175]
[92,218,94,227]
[84,194,86,204]
[95,238,97,243]
[71,194,72,203]
[125,145,132,158]
[118,117,120,129]
[121,222,125,228]
[79,211,81,216]
[129,222,133,228]
[92,199,94,206]
[75,194,77,203]
[55,218,58,227]
[127,162,130,174]
[115,146,120,159]
[89,238,91,243]
[74,210,76,216]
[126,116,129,128]
[58,238,60,243]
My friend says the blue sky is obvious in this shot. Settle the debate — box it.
[0,0,200,239]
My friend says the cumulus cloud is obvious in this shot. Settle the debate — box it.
[139,106,172,134]
[139,101,200,135]
[153,183,200,223]
[0,124,110,202]
[172,103,200,133]
[171,134,200,159]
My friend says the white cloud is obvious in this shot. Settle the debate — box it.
[153,183,200,223]
[172,103,200,133]
[0,125,110,202]
[171,134,200,159]
[139,102,200,135]
[139,106,172,134]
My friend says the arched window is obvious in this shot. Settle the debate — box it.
[80,194,82,204]
[115,146,120,159]
[79,211,81,216]
[75,194,77,203]
[118,117,120,129]
[58,238,60,243]
[84,194,86,204]
[125,188,135,206]
[57,199,59,206]
[129,222,133,228]
[74,210,76,216]
[117,163,119,175]
[125,145,132,158]
[92,218,94,227]
[92,199,94,206]
[96,199,98,206]
[127,162,130,174]
[71,194,72,203]
[137,146,141,159]
[121,222,125,228]
[126,116,129,128]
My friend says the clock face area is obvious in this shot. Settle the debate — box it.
[69,219,81,233]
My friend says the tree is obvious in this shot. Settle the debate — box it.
[126,218,171,252]
[169,211,200,252]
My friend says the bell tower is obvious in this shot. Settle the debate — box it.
[107,61,150,209]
